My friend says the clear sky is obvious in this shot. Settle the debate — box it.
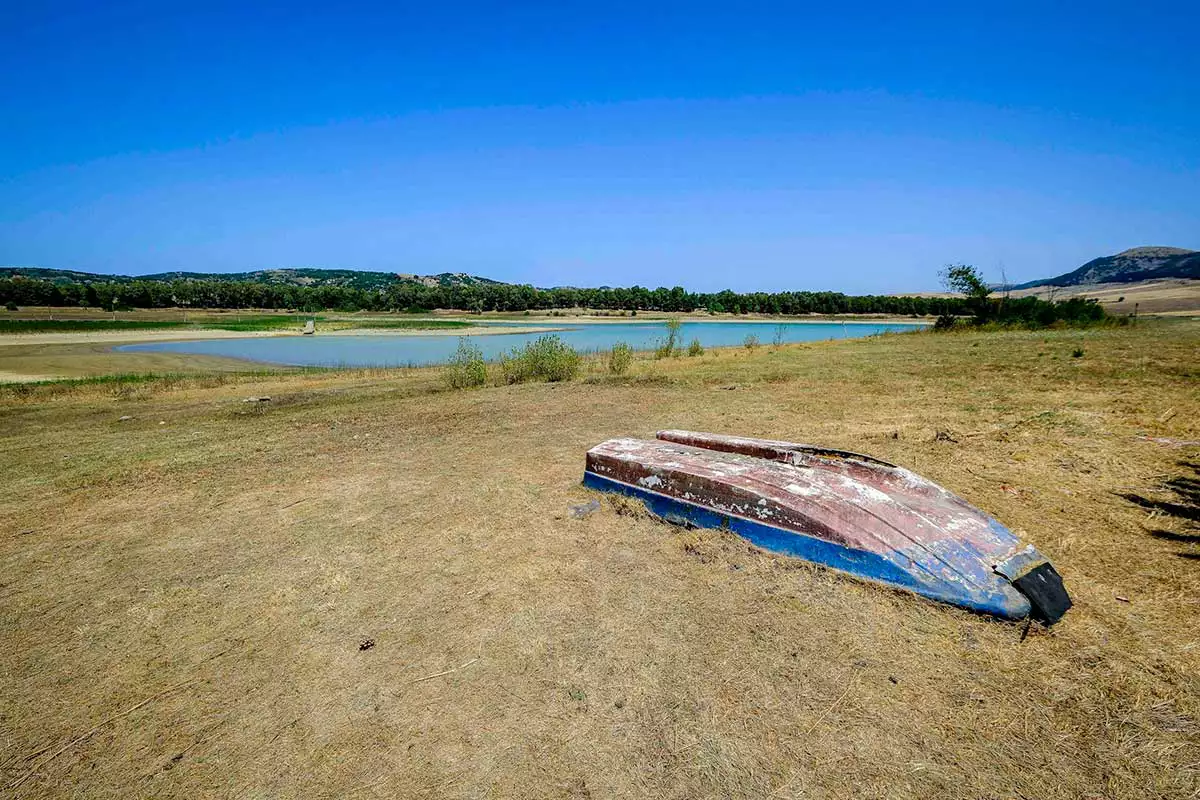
[2,1,1197,293]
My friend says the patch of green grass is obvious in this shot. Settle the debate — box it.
[336,319,472,330]
[201,318,302,331]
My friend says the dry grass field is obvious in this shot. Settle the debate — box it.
[1,322,1198,798]
[1009,280,1200,316]
[905,278,1200,316]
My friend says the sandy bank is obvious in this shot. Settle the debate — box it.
[320,324,570,337]
[0,328,290,347]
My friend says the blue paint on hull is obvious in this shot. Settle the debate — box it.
[584,471,1030,620]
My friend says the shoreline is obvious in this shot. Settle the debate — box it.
[442,315,932,326]
[0,318,927,382]
[0,317,926,348]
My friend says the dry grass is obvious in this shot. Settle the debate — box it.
[1,322,1198,798]
[1008,279,1200,315]
[0,341,271,381]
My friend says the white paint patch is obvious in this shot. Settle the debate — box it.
[785,483,822,497]
[852,483,894,504]
[638,475,665,489]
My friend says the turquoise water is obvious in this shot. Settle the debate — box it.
[118,320,922,368]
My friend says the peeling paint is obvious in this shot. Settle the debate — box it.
[583,431,1065,620]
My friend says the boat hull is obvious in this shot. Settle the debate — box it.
[584,432,1071,623]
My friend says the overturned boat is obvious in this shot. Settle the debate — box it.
[583,431,1071,624]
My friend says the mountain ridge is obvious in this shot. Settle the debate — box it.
[0,267,503,291]
[1011,247,1199,290]
[6,246,1200,295]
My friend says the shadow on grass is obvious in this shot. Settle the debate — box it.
[1120,460,1200,561]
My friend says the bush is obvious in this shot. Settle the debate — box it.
[744,334,760,350]
[656,318,682,359]
[1072,348,1084,358]
[687,338,704,357]
[500,334,581,384]
[936,262,1112,330]
[609,342,633,374]
[5,301,17,311]
[444,338,487,389]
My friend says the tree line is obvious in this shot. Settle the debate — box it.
[937,264,1109,328]
[0,275,969,316]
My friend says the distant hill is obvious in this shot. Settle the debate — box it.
[0,266,504,291]
[1012,247,1200,289]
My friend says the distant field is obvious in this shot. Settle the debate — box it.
[908,279,1200,315]
[1,320,1197,798]
[1009,278,1200,315]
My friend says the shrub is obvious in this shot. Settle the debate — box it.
[5,301,17,311]
[744,334,760,350]
[501,334,581,383]
[444,338,487,389]
[1072,348,1084,358]
[934,314,959,330]
[656,318,682,359]
[609,342,633,374]
[687,338,704,357]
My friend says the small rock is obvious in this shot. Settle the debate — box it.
[359,638,375,651]
[243,396,271,403]
[158,421,166,425]
[118,415,133,422]
[888,675,899,684]
[569,499,601,519]
[1115,595,1130,603]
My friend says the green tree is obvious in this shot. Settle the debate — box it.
[940,264,992,322]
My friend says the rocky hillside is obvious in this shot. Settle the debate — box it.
[0,267,503,291]
[1013,247,1199,289]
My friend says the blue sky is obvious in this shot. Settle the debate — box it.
[2,2,1197,293]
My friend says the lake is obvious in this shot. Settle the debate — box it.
[118,320,922,368]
